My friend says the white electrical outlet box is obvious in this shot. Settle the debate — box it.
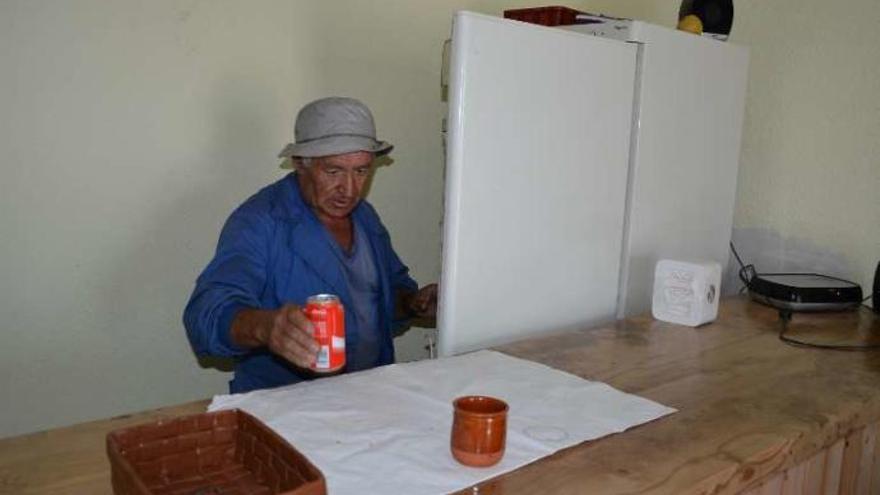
[651,260,721,327]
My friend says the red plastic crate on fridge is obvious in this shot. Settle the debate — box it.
[503,6,586,26]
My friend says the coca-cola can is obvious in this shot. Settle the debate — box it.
[303,294,345,373]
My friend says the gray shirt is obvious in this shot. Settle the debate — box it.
[323,219,382,371]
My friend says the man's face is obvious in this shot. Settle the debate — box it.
[296,151,374,220]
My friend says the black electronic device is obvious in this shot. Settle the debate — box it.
[731,243,878,351]
[746,272,863,313]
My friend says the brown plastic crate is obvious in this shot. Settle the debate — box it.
[107,409,326,495]
[503,6,586,26]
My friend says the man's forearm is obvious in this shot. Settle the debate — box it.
[394,289,417,320]
[230,308,272,349]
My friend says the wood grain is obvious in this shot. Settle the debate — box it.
[1,297,879,495]
[869,423,880,495]
[823,439,846,495]
[0,401,206,494]
[780,462,805,495]
[467,299,880,495]
[801,451,825,495]
[741,421,880,495]
[841,427,867,494]
[857,423,877,494]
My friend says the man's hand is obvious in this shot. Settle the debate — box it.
[231,304,319,369]
[264,304,321,368]
[407,284,439,319]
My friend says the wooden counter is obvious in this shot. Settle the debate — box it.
[2,298,879,494]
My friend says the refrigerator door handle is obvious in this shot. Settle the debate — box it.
[441,38,452,94]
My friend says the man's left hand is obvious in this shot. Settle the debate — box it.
[407,284,438,319]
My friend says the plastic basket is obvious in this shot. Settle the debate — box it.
[106,409,326,495]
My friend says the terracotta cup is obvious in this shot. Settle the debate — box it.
[450,395,509,467]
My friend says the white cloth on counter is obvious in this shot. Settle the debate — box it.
[209,350,676,495]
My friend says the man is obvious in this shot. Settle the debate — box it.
[184,97,437,393]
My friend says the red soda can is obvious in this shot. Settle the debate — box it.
[303,294,346,373]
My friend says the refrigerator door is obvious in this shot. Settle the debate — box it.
[617,23,749,317]
[438,12,636,356]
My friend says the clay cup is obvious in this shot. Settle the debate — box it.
[450,395,508,467]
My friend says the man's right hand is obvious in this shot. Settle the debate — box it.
[231,304,319,369]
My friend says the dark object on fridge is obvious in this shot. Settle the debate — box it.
[106,409,326,495]
[679,0,734,37]
[503,6,587,26]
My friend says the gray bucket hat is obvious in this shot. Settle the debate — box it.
[278,97,393,165]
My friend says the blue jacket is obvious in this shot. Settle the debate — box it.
[183,174,418,393]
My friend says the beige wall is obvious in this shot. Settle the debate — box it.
[3,0,878,438]
[731,0,880,290]
[616,0,880,291]
[1,0,313,438]
[0,0,610,438]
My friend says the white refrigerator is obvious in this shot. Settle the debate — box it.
[437,11,749,356]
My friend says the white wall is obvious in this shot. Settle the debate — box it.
[0,0,611,438]
[1,0,317,438]
[601,0,880,294]
[729,0,880,291]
